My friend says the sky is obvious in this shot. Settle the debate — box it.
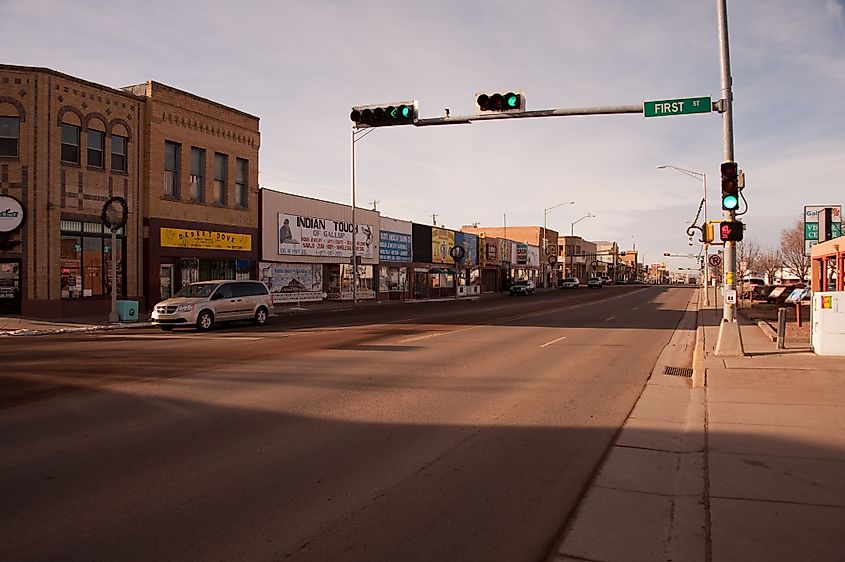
[2,0,844,271]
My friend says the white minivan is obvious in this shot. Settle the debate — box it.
[151,280,273,331]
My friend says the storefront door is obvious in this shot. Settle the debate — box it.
[414,270,429,299]
[160,264,174,301]
[0,259,22,315]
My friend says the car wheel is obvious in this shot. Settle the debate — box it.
[159,325,174,332]
[196,310,214,331]
[254,306,268,326]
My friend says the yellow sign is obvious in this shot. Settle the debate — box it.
[160,228,252,251]
[822,295,833,309]
[725,272,734,285]
[431,228,455,264]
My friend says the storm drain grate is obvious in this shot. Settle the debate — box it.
[664,366,694,378]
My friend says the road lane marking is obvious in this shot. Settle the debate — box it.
[401,326,477,343]
[605,316,616,321]
[540,335,567,348]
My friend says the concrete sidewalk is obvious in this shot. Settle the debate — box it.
[552,290,845,561]
[552,290,845,562]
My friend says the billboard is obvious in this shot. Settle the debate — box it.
[278,213,375,259]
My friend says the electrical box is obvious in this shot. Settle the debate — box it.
[812,292,845,356]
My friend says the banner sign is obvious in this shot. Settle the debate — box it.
[278,213,375,258]
[160,228,252,251]
[454,232,478,266]
[527,245,540,267]
[379,230,412,262]
[499,239,512,263]
[483,238,499,266]
[431,228,455,264]
[259,262,324,303]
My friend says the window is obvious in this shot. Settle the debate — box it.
[164,141,180,197]
[0,116,19,157]
[111,134,127,172]
[235,158,248,208]
[87,129,104,168]
[213,152,228,204]
[59,220,125,299]
[190,147,205,201]
[61,123,80,163]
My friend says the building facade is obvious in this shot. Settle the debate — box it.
[0,65,146,318]
[122,81,260,310]
[259,190,379,303]
[0,65,261,319]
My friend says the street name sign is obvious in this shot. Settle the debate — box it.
[644,96,712,118]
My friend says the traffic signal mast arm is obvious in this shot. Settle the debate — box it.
[414,103,645,127]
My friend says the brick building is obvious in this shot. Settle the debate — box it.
[0,64,259,319]
[122,81,260,309]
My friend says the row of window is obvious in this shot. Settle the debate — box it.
[61,123,127,172]
[164,141,248,208]
[1,115,249,209]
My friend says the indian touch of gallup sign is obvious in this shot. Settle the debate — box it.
[278,213,375,258]
[0,195,24,233]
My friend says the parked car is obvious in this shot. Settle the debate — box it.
[587,277,603,288]
[509,280,535,296]
[559,277,580,289]
[151,280,273,331]
[601,276,612,285]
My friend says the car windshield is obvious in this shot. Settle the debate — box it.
[564,278,576,282]
[514,281,529,286]
[174,283,219,298]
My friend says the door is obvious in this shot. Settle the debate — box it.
[414,271,428,300]
[160,264,174,302]
[0,260,22,315]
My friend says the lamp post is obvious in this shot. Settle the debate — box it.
[658,165,709,305]
[542,201,575,288]
[569,213,595,280]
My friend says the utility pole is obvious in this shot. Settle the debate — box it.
[431,213,438,226]
[715,0,745,356]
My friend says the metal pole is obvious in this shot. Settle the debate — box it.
[715,0,745,356]
[109,229,118,323]
[702,173,710,305]
[776,307,786,349]
[351,129,358,305]
[542,212,546,288]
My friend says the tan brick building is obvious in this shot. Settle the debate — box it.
[122,81,260,310]
[0,64,259,319]
[461,225,559,287]
[0,65,146,317]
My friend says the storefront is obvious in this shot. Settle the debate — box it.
[260,190,379,303]
[478,236,501,292]
[410,223,457,299]
[454,231,480,291]
[146,218,257,305]
[378,216,412,301]
[0,195,24,315]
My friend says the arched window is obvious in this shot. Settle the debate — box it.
[110,122,129,173]
[86,117,107,169]
[60,111,83,165]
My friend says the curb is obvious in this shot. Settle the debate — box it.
[756,319,778,342]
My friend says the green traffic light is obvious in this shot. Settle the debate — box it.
[506,95,518,108]
[722,194,739,210]
[400,106,410,118]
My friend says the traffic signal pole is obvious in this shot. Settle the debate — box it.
[715,0,745,356]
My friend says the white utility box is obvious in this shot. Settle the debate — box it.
[812,292,845,356]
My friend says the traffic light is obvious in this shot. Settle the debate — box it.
[350,101,418,128]
[475,91,525,113]
[720,221,744,242]
[720,161,739,211]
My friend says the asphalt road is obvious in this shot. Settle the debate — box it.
[0,286,695,561]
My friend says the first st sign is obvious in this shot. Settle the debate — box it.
[644,96,712,118]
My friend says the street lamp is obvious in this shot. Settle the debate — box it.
[541,201,575,288]
[569,213,595,280]
[658,165,709,305]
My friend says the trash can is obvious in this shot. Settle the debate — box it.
[116,300,139,322]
